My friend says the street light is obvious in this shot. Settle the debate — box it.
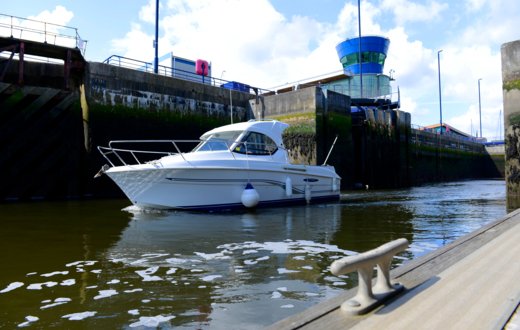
[437,50,443,135]
[478,78,483,138]
[154,0,159,74]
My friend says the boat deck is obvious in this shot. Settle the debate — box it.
[269,209,520,329]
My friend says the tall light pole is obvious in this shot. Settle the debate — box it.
[478,78,483,138]
[154,0,159,74]
[357,0,363,98]
[437,50,443,135]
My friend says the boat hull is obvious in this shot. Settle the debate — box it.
[106,166,340,210]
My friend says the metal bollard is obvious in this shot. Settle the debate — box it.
[330,238,409,315]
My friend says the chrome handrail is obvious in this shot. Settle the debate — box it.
[98,140,200,167]
[98,138,288,168]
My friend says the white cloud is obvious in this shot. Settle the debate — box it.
[28,5,74,27]
[108,0,517,138]
[139,0,161,24]
[380,0,449,24]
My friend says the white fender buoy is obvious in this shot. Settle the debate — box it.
[241,183,260,208]
[285,177,293,197]
[304,184,311,203]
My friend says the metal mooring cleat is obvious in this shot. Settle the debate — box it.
[330,238,409,315]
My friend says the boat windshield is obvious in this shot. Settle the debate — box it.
[192,131,242,152]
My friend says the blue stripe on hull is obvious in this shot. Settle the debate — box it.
[161,194,340,212]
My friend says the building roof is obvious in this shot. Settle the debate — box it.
[423,123,471,138]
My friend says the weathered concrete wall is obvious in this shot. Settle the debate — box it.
[502,40,520,210]
[351,108,411,189]
[251,87,354,187]
[250,87,318,122]
[86,62,254,121]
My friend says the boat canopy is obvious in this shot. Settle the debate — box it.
[200,120,289,148]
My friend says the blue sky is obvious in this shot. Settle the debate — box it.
[1,0,518,139]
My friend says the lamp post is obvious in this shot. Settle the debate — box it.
[478,78,482,138]
[154,0,159,74]
[437,50,443,135]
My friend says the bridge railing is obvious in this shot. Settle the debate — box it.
[0,13,87,55]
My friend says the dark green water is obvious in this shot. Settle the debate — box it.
[0,180,506,328]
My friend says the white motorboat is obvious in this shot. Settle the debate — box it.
[97,120,341,210]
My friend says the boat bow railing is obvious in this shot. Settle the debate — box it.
[98,140,200,167]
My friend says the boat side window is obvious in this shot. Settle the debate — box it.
[234,132,278,155]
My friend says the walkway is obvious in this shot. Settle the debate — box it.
[270,209,520,329]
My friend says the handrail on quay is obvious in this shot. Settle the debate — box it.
[0,13,87,55]
[102,54,274,96]
[330,238,409,315]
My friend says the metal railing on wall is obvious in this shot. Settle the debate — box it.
[103,54,272,95]
[411,125,484,153]
[0,14,87,56]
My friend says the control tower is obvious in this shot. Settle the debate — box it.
[333,36,393,99]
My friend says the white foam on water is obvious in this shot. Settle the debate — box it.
[332,282,346,286]
[86,285,97,289]
[190,269,204,273]
[27,282,58,290]
[62,311,97,321]
[142,253,170,258]
[0,282,24,293]
[277,268,299,274]
[166,268,178,275]
[301,266,313,270]
[129,315,175,328]
[41,301,68,310]
[60,279,75,286]
[198,285,207,289]
[93,289,118,300]
[124,288,143,293]
[277,287,288,292]
[244,259,257,265]
[271,291,282,299]
[256,256,269,261]
[136,267,162,282]
[280,304,294,308]
[90,269,102,274]
[66,261,97,267]
[142,299,151,303]
[17,315,39,328]
[128,309,140,315]
[26,272,37,276]
[305,292,319,297]
[243,249,258,255]
[41,271,68,277]
[165,257,189,264]
[323,276,341,282]
[201,275,222,282]
[194,251,230,260]
[107,279,120,284]
[218,240,356,257]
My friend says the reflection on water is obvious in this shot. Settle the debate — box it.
[0,180,506,328]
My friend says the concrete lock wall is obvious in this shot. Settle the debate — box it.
[0,54,505,200]
[86,62,254,121]
[502,39,520,210]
